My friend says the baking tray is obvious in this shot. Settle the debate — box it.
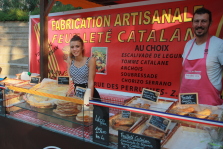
[124,96,175,114]
[131,118,178,144]
[109,113,146,143]
[167,103,223,122]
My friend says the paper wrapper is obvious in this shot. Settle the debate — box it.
[162,124,212,149]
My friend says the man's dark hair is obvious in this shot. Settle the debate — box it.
[193,7,212,22]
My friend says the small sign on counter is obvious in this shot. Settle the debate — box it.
[75,86,86,99]
[118,130,161,149]
[57,76,70,85]
[148,116,171,132]
[179,93,198,105]
[30,77,40,84]
[122,110,131,118]
[141,88,160,103]
[93,105,109,146]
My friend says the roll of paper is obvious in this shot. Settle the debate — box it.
[84,88,91,104]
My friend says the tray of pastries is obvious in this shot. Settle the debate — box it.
[124,96,175,113]
[0,78,28,86]
[168,103,223,121]
[109,112,146,143]
[53,100,82,117]
[131,118,178,143]
[23,79,70,108]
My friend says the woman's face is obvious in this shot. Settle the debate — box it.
[70,41,83,57]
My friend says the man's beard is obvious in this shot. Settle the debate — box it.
[194,27,208,37]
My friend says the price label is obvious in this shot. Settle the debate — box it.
[141,88,160,103]
[57,76,70,85]
[93,105,109,146]
[122,110,131,118]
[30,77,40,84]
[179,93,198,105]
[75,86,86,99]
[148,116,171,132]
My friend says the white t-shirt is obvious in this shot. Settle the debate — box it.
[182,36,223,91]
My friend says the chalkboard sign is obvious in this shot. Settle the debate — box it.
[30,77,40,84]
[141,88,160,103]
[148,116,171,132]
[57,76,70,85]
[93,105,109,146]
[75,86,86,99]
[0,89,5,116]
[122,110,131,118]
[179,93,198,105]
[118,130,161,149]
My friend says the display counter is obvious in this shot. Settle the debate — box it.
[1,79,223,149]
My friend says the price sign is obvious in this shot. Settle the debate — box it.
[57,76,70,85]
[0,89,5,115]
[93,105,109,146]
[148,116,171,132]
[141,88,160,103]
[118,130,161,149]
[30,77,40,84]
[122,110,131,118]
[75,86,86,99]
[179,93,198,105]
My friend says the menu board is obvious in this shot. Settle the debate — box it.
[122,110,131,118]
[75,86,86,99]
[57,76,69,85]
[118,130,161,149]
[30,77,40,84]
[93,105,109,145]
[148,116,171,132]
[141,88,160,103]
[179,93,198,105]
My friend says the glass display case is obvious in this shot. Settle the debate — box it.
[1,82,223,149]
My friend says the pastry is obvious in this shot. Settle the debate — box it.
[76,111,93,122]
[53,100,81,116]
[195,109,212,119]
[112,118,134,126]
[112,125,130,131]
[177,107,195,115]
[134,103,141,108]
[207,114,218,120]
[53,109,77,117]
[143,128,165,139]
[141,103,150,109]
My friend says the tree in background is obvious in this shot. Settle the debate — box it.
[0,0,81,21]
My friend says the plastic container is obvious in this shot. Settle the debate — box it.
[21,72,30,80]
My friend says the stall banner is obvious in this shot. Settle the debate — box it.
[29,0,223,99]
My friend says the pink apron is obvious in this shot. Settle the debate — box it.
[180,37,223,105]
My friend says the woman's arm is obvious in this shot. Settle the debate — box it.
[67,57,71,77]
[88,57,96,98]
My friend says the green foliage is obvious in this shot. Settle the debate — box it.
[0,0,82,21]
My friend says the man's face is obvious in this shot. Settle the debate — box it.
[192,13,211,37]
